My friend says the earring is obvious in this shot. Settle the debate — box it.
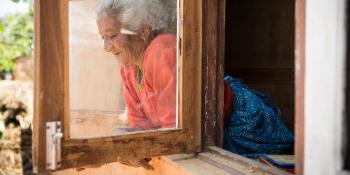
[141,37,147,43]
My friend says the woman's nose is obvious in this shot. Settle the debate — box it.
[104,39,113,52]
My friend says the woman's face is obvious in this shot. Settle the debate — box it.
[97,15,145,65]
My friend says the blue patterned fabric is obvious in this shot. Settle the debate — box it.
[223,76,294,158]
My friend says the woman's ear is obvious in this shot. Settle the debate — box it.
[139,24,151,43]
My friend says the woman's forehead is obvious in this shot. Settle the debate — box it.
[97,15,121,32]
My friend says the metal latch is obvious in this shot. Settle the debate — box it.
[46,121,63,170]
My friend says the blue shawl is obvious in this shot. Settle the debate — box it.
[223,76,294,158]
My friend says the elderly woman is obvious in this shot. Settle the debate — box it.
[96,0,176,131]
[96,0,293,160]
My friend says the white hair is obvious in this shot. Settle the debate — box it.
[96,0,170,32]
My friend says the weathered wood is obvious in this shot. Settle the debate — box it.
[54,151,249,175]
[202,0,225,148]
[295,0,305,174]
[54,155,200,175]
[33,1,40,172]
[34,0,202,173]
[202,0,218,148]
[61,130,189,169]
[216,0,226,148]
[55,147,296,175]
[204,147,293,175]
[33,0,67,173]
[62,0,70,141]
[179,0,202,153]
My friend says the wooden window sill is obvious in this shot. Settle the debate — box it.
[162,147,292,175]
[52,147,292,175]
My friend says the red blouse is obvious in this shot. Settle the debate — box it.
[120,34,177,130]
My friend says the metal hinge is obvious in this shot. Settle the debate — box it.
[46,121,63,170]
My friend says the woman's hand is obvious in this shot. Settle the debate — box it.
[74,158,154,171]
[119,158,154,170]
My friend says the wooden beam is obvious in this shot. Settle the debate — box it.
[202,0,225,148]
[33,0,67,173]
[216,0,226,148]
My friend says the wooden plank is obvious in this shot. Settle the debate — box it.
[53,153,232,175]
[33,0,67,173]
[61,130,188,168]
[62,0,70,141]
[216,0,226,148]
[178,0,202,153]
[295,0,306,174]
[173,155,231,175]
[202,0,218,148]
[55,147,297,175]
[202,0,225,148]
[33,0,41,173]
[204,147,293,175]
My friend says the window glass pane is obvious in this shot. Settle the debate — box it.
[69,0,178,139]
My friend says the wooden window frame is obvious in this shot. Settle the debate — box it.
[32,0,313,174]
[33,0,202,173]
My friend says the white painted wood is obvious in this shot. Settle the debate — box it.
[304,0,347,174]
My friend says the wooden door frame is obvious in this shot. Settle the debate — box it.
[203,0,306,174]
